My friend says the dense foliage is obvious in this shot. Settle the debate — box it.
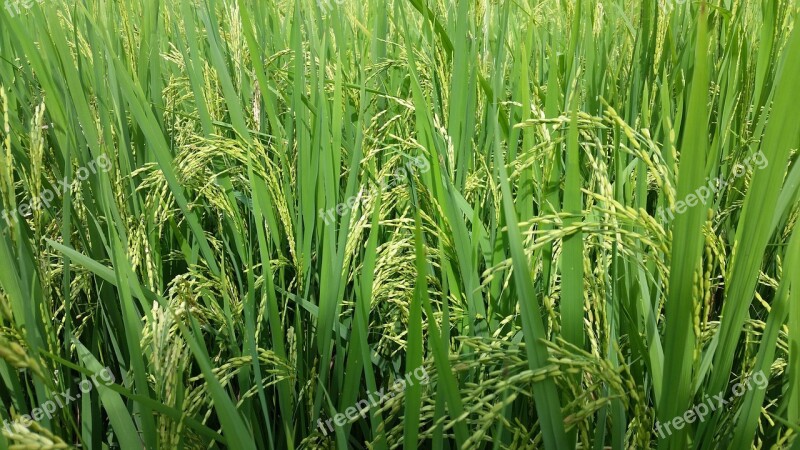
[1,0,799,448]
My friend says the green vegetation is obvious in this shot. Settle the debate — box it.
[1,0,799,448]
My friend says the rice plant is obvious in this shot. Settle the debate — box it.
[0,0,799,448]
